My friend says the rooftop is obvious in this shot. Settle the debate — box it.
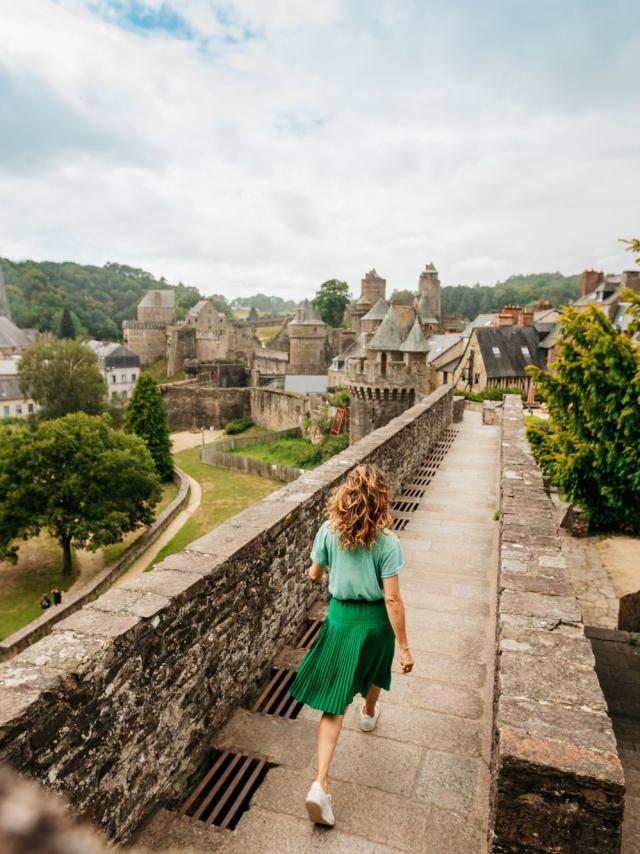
[474,325,545,378]
[361,297,389,322]
[367,307,403,351]
[399,318,430,353]
[288,300,324,326]
[139,290,175,309]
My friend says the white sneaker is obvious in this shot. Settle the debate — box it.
[360,701,381,732]
[304,781,335,826]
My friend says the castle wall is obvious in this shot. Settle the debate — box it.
[122,322,167,366]
[249,387,309,431]
[160,382,250,430]
[0,387,453,843]
[166,327,196,376]
[349,386,416,443]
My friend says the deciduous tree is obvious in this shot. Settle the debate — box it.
[124,373,173,481]
[18,339,106,419]
[58,306,75,339]
[0,414,160,575]
[312,279,350,327]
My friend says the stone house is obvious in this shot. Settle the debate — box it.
[0,377,38,418]
[88,342,141,401]
[452,325,546,393]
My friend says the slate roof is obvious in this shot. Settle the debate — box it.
[416,292,438,324]
[139,289,175,308]
[0,316,31,349]
[284,375,328,393]
[400,318,430,353]
[288,300,324,326]
[367,307,403,351]
[474,326,545,378]
[425,334,462,364]
[462,313,497,337]
[361,297,389,322]
[95,343,140,369]
[0,377,23,401]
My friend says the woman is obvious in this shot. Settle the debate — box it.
[289,463,414,827]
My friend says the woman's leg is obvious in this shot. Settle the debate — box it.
[316,712,344,793]
[363,683,382,716]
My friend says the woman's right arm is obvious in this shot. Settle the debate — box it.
[383,574,414,674]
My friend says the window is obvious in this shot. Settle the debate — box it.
[521,346,531,357]
[131,373,137,381]
[2,405,9,416]
[122,390,127,399]
[28,403,34,413]
[111,374,117,384]
[492,346,501,356]
[15,404,22,415]
[121,374,127,383]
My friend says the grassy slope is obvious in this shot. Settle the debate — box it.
[145,446,282,570]
[0,480,178,640]
[230,436,316,468]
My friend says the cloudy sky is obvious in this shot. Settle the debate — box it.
[1,0,638,300]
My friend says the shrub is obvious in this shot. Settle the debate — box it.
[333,389,351,408]
[224,416,254,435]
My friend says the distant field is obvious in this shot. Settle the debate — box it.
[145,446,282,570]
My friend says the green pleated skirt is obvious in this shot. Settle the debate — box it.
[289,598,395,716]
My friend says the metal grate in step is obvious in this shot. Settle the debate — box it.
[178,749,272,830]
[250,617,323,719]
[390,428,459,533]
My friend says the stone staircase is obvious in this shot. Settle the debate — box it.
[127,412,501,853]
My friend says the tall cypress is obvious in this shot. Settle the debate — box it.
[58,306,75,339]
[123,373,173,481]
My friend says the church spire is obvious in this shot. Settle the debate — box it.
[0,263,11,319]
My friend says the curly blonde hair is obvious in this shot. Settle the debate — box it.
[327,463,393,550]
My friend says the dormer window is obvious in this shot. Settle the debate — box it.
[521,346,530,357]
[492,346,501,356]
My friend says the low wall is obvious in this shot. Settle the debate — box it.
[249,386,309,430]
[0,469,191,661]
[0,385,453,843]
[201,428,304,483]
[490,396,624,852]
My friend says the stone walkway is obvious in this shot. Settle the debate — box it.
[129,410,501,853]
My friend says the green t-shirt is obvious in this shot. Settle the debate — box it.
[310,520,404,601]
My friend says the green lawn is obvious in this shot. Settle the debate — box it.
[0,479,179,641]
[0,535,80,640]
[145,446,282,570]
[229,433,349,470]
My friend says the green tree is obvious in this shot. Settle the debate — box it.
[0,414,160,575]
[124,373,173,481]
[390,289,415,302]
[312,279,350,327]
[18,339,106,419]
[248,305,259,320]
[527,306,640,531]
[58,305,75,339]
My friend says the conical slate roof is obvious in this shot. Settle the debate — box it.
[400,317,430,353]
[417,291,438,324]
[367,307,403,351]
[361,297,389,322]
[289,299,324,325]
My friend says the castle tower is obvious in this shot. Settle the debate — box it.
[346,306,432,444]
[122,289,176,365]
[418,263,441,327]
[347,268,387,332]
[360,297,389,334]
[286,300,327,375]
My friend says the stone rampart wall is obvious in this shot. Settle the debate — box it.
[0,386,452,843]
[249,386,309,430]
[490,395,624,852]
[0,469,190,661]
[160,382,251,430]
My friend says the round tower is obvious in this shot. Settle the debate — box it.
[287,301,327,375]
[418,263,441,326]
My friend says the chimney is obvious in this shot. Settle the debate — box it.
[621,271,640,295]
[517,310,534,327]
[581,270,604,297]
[496,304,521,327]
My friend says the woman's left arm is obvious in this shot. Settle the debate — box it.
[308,561,327,582]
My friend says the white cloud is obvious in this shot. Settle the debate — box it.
[0,0,638,302]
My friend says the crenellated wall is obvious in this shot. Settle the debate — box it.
[0,386,454,844]
[490,396,624,852]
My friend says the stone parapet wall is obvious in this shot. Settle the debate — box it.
[490,395,624,852]
[0,385,453,844]
[249,386,309,431]
[0,469,190,661]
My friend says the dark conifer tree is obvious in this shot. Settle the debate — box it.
[58,306,75,339]
[123,373,173,481]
